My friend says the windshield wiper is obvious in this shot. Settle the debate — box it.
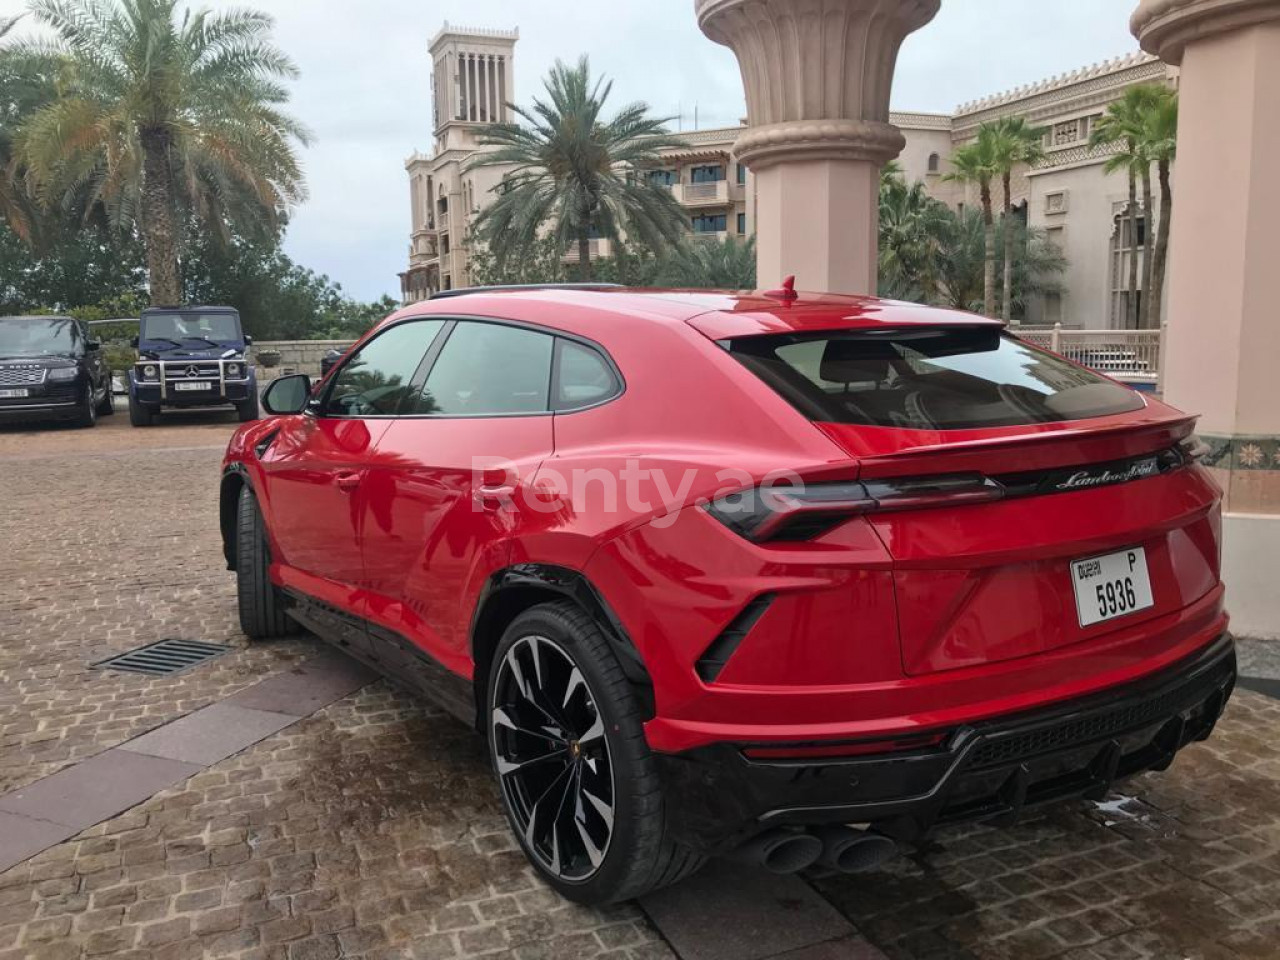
[146,337,184,348]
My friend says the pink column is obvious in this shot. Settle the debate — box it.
[696,0,939,294]
[1132,0,1280,637]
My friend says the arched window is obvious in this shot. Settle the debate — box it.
[927,152,940,174]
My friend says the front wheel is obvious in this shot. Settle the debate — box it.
[235,486,291,640]
[128,392,156,427]
[236,391,260,423]
[487,602,704,904]
[73,383,97,428]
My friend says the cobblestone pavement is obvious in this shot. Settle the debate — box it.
[3,413,1280,960]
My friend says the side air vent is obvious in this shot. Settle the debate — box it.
[255,428,281,458]
[696,594,776,684]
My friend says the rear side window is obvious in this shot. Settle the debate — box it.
[420,321,554,415]
[725,328,1144,429]
[554,340,620,411]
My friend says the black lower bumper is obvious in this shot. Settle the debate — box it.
[655,635,1236,854]
[0,399,81,422]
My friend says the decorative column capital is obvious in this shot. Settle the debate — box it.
[733,118,905,170]
[695,0,940,128]
[1132,0,1280,64]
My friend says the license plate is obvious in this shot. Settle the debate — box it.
[174,382,211,392]
[1071,547,1154,627]
[0,388,29,398]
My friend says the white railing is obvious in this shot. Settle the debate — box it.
[678,181,730,205]
[1016,324,1162,383]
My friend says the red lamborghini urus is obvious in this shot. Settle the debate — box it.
[221,285,1235,903]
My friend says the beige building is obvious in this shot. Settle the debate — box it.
[402,26,1174,332]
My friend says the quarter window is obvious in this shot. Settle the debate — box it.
[324,320,444,417]
[420,321,554,416]
[554,340,619,411]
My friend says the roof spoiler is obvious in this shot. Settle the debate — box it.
[429,283,624,300]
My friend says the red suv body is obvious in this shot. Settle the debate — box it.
[221,287,1235,903]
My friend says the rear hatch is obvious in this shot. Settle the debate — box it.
[709,321,1223,676]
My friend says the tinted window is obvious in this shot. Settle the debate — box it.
[554,340,619,411]
[325,320,444,416]
[420,322,553,416]
[726,328,1144,429]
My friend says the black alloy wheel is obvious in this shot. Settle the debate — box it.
[490,633,615,882]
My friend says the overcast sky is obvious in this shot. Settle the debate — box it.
[0,0,1141,301]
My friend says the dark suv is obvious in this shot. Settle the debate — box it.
[129,305,257,426]
[0,315,112,427]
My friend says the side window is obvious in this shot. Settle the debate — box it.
[324,319,444,417]
[554,340,620,411]
[419,321,553,416]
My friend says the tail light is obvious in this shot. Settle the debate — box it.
[706,473,1005,543]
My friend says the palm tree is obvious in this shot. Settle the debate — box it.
[15,0,310,305]
[943,127,999,316]
[656,235,756,289]
[988,117,1045,324]
[1142,88,1178,331]
[469,57,688,281]
[0,15,43,242]
[878,174,950,303]
[1090,85,1164,328]
[934,209,1066,318]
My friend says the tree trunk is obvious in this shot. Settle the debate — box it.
[1126,153,1139,330]
[577,233,593,281]
[1001,171,1013,324]
[1150,159,1173,331]
[980,179,995,318]
[1140,163,1154,328]
[141,129,182,305]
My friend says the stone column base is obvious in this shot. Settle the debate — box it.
[1222,513,1280,639]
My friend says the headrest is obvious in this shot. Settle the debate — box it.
[819,339,897,384]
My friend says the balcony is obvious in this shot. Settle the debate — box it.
[409,229,438,263]
[675,181,731,207]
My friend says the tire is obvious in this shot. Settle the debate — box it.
[235,486,292,640]
[236,391,260,423]
[73,383,97,428]
[486,601,705,904]
[96,380,114,416]
[128,393,155,427]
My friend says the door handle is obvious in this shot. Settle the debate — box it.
[335,472,363,491]
[475,484,517,510]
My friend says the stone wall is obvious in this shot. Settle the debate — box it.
[250,340,353,379]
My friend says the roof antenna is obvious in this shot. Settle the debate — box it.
[763,275,798,302]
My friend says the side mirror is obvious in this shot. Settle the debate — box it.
[244,335,254,346]
[262,374,313,415]
[85,339,101,351]
[130,336,139,348]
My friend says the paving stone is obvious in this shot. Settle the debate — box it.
[0,750,202,831]
[641,861,854,960]
[119,702,298,766]
[0,813,74,874]
[225,649,376,717]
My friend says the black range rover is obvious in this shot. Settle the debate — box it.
[0,316,112,427]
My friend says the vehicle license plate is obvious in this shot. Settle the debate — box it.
[174,382,210,391]
[0,388,29,398]
[1071,547,1154,627]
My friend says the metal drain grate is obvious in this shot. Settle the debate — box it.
[93,639,231,676]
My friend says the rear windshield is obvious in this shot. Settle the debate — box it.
[724,327,1145,429]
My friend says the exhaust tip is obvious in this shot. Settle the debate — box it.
[761,833,823,874]
[815,825,898,874]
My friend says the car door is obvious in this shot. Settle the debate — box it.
[78,322,105,402]
[258,319,446,605]
[359,319,557,678]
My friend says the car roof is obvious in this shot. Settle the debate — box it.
[1,315,76,321]
[387,287,1003,341]
[141,305,240,314]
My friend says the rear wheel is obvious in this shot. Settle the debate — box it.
[236,391,259,423]
[235,486,291,640]
[128,393,156,427]
[487,602,704,904]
